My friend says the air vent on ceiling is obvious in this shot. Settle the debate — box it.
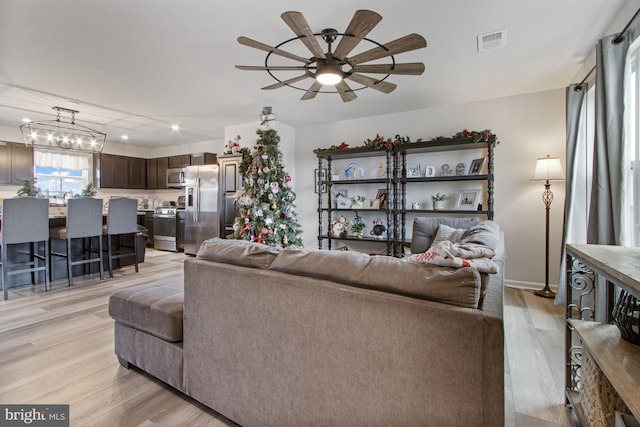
[477,29,507,52]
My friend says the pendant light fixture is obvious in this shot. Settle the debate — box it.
[20,106,106,153]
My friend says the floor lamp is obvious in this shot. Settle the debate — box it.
[530,155,565,298]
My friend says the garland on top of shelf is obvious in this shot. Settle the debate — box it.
[314,129,494,152]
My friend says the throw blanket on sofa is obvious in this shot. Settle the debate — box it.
[406,240,500,274]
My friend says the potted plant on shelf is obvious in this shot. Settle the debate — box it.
[431,193,450,211]
[349,213,366,238]
[351,195,366,209]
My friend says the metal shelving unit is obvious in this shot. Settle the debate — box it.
[314,134,497,256]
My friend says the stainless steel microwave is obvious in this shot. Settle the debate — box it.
[166,167,186,188]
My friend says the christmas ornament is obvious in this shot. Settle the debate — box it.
[270,182,280,193]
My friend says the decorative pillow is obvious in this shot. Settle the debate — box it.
[269,247,481,308]
[459,220,502,251]
[410,217,481,254]
[430,224,466,247]
[196,237,281,269]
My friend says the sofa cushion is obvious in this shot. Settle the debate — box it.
[109,281,184,342]
[460,220,502,252]
[431,224,466,247]
[196,237,281,269]
[268,248,481,308]
[410,217,481,254]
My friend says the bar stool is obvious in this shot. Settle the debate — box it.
[0,198,50,300]
[104,198,139,278]
[50,197,104,287]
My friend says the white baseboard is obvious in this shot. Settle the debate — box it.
[505,280,558,292]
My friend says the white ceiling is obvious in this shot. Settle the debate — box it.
[0,0,628,148]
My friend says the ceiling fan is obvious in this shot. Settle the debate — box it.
[235,10,427,102]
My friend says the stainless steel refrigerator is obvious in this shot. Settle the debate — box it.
[184,164,219,255]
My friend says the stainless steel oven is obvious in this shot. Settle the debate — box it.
[166,168,186,188]
[154,207,177,251]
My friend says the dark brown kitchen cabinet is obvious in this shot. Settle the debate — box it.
[96,153,146,189]
[0,141,33,185]
[168,154,191,168]
[146,158,158,189]
[156,157,168,189]
[11,143,34,183]
[97,154,128,188]
[191,152,217,165]
[218,154,242,239]
[129,157,147,189]
[146,157,169,190]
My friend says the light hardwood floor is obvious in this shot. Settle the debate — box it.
[1,249,572,426]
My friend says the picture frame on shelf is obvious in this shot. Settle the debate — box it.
[334,189,351,209]
[369,199,380,209]
[455,190,481,210]
[375,188,388,209]
[314,168,327,193]
[468,158,485,175]
[406,163,421,178]
[424,165,436,177]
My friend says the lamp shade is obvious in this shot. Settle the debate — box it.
[531,155,564,181]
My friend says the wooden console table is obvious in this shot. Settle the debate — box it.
[565,244,640,425]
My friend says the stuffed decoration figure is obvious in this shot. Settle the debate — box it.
[330,216,348,238]
[370,219,387,239]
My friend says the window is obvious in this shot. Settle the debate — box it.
[624,37,640,246]
[34,150,92,204]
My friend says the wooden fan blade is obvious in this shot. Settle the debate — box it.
[353,63,425,75]
[262,75,309,90]
[301,81,323,100]
[335,80,357,102]
[238,36,312,64]
[349,33,427,65]
[333,10,382,60]
[236,65,308,71]
[347,73,397,94]
[281,11,326,59]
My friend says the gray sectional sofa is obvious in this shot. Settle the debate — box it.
[109,218,505,427]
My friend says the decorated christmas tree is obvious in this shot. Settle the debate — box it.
[230,128,302,247]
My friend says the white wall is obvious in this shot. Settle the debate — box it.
[294,88,566,290]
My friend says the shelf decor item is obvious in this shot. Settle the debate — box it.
[424,165,436,177]
[334,189,349,208]
[345,162,364,179]
[349,213,366,238]
[431,193,450,211]
[370,219,387,239]
[351,195,366,209]
[455,190,480,210]
[329,216,348,238]
[406,163,421,178]
[468,158,486,175]
[375,188,388,209]
[530,155,564,298]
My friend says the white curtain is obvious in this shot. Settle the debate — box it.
[34,150,90,170]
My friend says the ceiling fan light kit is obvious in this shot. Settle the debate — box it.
[236,10,427,102]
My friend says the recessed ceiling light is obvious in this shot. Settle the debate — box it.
[171,124,180,131]
[21,118,31,123]
[121,135,129,141]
